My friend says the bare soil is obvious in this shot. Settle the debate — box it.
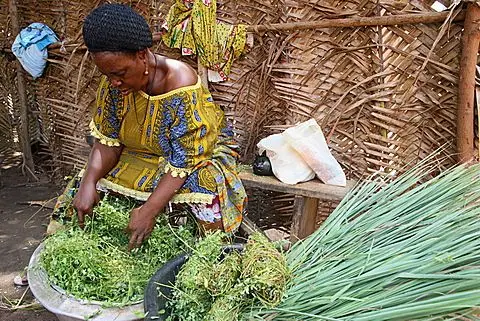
[0,159,58,321]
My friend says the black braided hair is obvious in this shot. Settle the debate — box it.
[83,3,153,53]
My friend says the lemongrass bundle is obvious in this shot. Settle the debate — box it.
[244,159,480,320]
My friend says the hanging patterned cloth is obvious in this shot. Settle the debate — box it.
[161,0,247,82]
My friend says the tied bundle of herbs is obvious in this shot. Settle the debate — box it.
[40,195,195,306]
[245,158,480,320]
[166,232,290,321]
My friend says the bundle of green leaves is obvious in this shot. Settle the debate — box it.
[40,195,195,306]
[167,232,290,321]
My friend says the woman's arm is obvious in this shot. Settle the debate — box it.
[74,140,123,227]
[126,173,186,250]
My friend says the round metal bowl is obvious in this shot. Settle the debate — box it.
[28,243,144,321]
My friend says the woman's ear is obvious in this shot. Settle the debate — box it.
[136,49,147,62]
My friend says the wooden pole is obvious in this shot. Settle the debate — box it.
[246,10,465,33]
[151,10,465,39]
[0,10,463,55]
[457,3,480,163]
[9,0,36,178]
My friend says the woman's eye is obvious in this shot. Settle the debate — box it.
[109,74,124,81]
[110,71,125,78]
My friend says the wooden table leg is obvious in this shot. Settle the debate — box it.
[290,196,319,243]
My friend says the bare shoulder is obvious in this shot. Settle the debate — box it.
[164,58,198,91]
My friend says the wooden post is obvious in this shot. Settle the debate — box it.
[9,0,35,177]
[290,196,319,243]
[457,3,480,163]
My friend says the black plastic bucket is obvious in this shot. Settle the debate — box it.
[143,244,244,321]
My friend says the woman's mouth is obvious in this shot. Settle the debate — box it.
[120,88,131,95]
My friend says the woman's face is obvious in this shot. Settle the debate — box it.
[91,51,148,95]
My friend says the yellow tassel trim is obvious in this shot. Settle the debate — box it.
[89,120,121,147]
[165,163,192,178]
[98,179,150,201]
[171,193,214,204]
[97,178,214,204]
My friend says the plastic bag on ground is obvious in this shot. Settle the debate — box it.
[283,119,346,186]
[257,134,315,185]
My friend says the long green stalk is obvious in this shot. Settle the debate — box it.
[244,157,480,320]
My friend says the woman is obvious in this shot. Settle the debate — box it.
[49,3,247,250]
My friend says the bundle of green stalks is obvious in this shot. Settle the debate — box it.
[40,195,195,306]
[244,159,480,320]
[167,232,290,321]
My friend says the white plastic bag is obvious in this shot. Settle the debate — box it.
[257,134,315,185]
[283,119,347,186]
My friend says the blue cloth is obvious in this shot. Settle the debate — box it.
[11,23,59,79]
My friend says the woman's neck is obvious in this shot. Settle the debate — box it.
[143,52,167,96]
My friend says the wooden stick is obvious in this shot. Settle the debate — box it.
[245,10,465,33]
[150,10,465,39]
[9,0,36,178]
[0,10,464,56]
[457,3,480,163]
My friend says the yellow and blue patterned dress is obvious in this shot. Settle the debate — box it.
[88,75,246,232]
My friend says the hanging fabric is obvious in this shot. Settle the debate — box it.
[161,0,247,82]
[11,22,59,79]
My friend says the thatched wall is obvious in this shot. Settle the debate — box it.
[0,0,471,228]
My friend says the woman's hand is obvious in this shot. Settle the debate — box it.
[73,140,123,228]
[126,206,158,251]
[126,172,187,251]
[73,182,100,228]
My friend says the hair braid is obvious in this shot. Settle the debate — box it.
[83,4,153,53]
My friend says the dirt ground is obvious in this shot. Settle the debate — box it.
[0,157,58,321]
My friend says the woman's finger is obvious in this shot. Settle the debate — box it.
[136,233,145,246]
[128,232,143,251]
[77,210,85,229]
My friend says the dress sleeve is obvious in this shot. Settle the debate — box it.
[163,87,220,178]
[89,76,123,147]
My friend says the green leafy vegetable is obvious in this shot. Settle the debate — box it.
[167,232,290,321]
[41,195,195,306]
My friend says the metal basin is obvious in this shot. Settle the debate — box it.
[28,243,143,321]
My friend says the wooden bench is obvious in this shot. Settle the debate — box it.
[239,167,355,242]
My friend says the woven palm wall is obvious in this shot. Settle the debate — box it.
[214,0,463,177]
[0,0,470,229]
[0,1,18,161]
